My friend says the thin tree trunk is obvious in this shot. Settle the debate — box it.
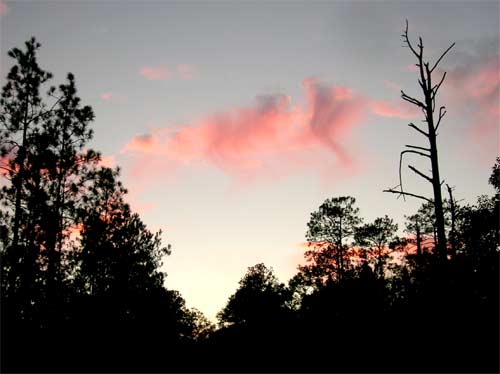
[416,222,422,257]
[338,218,343,281]
[426,110,447,262]
[12,101,30,249]
[447,185,457,257]
[377,245,384,278]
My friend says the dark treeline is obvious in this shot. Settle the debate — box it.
[1,36,499,373]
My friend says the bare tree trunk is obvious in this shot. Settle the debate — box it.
[425,92,447,262]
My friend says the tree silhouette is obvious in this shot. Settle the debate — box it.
[355,215,398,278]
[76,166,170,299]
[40,72,96,306]
[489,157,500,193]
[445,184,460,256]
[490,157,499,245]
[217,263,290,327]
[303,196,362,282]
[186,308,216,341]
[0,38,101,325]
[0,39,195,372]
[0,37,53,251]
[405,212,426,257]
[384,20,455,262]
[0,38,53,321]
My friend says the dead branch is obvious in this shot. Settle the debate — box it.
[383,188,434,203]
[432,71,447,97]
[430,42,456,73]
[398,149,432,200]
[408,165,433,183]
[405,144,430,152]
[408,123,429,137]
[402,149,431,158]
[402,19,420,58]
[401,90,425,108]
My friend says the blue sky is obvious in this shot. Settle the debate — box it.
[1,0,498,320]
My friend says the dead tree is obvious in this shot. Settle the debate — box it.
[384,20,455,263]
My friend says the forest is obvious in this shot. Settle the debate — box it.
[1,29,499,373]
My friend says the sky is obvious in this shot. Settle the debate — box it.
[1,0,498,321]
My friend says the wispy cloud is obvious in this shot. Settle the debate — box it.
[383,80,402,92]
[99,92,128,103]
[402,64,419,73]
[99,155,116,168]
[139,65,171,81]
[139,63,197,81]
[124,186,157,215]
[0,1,9,16]
[124,133,159,153]
[100,92,114,101]
[177,64,196,80]
[302,77,365,166]
[123,77,368,186]
[441,40,499,154]
[370,99,418,119]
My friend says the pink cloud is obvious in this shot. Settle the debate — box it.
[99,155,116,168]
[177,64,196,80]
[302,77,365,166]
[402,64,419,73]
[99,92,127,102]
[100,92,113,101]
[124,133,158,153]
[370,99,419,119]
[0,1,9,16]
[124,187,157,215]
[130,201,156,214]
[123,78,368,185]
[446,54,499,107]
[383,80,402,92]
[442,48,499,155]
[139,65,171,81]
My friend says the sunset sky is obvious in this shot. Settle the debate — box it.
[1,0,498,320]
